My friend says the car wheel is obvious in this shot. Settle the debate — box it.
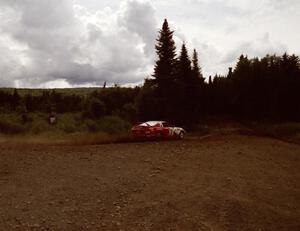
[178,131,184,139]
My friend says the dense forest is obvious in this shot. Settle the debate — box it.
[1,19,300,129]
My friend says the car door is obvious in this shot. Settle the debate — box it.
[162,122,173,137]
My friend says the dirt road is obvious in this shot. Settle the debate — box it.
[0,134,299,230]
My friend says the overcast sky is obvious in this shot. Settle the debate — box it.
[0,0,299,88]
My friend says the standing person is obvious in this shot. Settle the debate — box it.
[48,110,56,125]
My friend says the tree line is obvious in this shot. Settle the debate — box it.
[0,87,140,123]
[137,19,300,125]
[1,19,300,127]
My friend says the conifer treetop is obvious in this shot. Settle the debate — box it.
[192,49,204,80]
[153,19,177,84]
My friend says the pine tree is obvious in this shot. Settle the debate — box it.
[176,43,192,82]
[208,75,212,85]
[192,49,204,82]
[227,67,233,79]
[153,19,177,89]
[175,43,202,126]
[233,54,251,79]
[151,19,177,120]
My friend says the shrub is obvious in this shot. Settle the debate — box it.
[120,103,137,122]
[192,124,210,135]
[84,119,101,132]
[61,124,77,133]
[258,123,300,137]
[56,113,82,133]
[83,98,106,119]
[28,119,50,134]
[98,116,131,134]
[0,119,25,134]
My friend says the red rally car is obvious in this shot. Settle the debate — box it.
[131,121,186,139]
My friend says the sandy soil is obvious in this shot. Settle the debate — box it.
[0,134,299,230]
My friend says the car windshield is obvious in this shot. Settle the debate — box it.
[147,121,161,126]
[138,122,149,126]
[139,121,162,127]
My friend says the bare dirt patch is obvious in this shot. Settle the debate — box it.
[0,134,299,230]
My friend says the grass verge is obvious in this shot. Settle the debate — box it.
[250,122,300,144]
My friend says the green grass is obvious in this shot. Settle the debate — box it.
[253,122,300,137]
[0,112,133,145]
[250,122,300,144]
[0,113,131,135]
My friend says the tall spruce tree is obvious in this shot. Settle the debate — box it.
[152,19,177,120]
[172,43,192,124]
[191,49,205,120]
[192,49,204,83]
[176,43,192,81]
[175,43,202,126]
[208,75,212,85]
[153,19,177,89]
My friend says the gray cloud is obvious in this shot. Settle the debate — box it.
[118,0,157,56]
[222,33,287,64]
[0,0,156,87]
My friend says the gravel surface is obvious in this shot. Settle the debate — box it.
[0,134,300,230]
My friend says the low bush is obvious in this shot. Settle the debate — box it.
[254,123,300,138]
[82,98,106,119]
[28,119,50,134]
[56,113,82,133]
[97,116,131,134]
[0,119,25,134]
[0,113,24,134]
[191,124,210,136]
[84,119,101,132]
[82,116,131,134]
[0,113,132,141]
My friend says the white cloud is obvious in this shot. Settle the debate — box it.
[0,0,157,87]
